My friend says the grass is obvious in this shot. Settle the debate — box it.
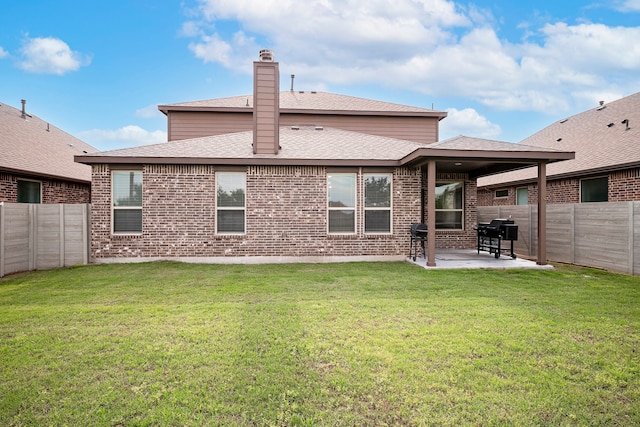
[0,261,639,426]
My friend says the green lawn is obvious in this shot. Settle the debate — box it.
[1,262,639,426]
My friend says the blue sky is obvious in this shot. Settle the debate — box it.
[1,0,639,151]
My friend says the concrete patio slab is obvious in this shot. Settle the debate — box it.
[409,249,554,270]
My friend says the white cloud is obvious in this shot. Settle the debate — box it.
[79,126,167,150]
[135,105,163,119]
[439,108,501,140]
[613,0,640,12]
[184,0,640,115]
[0,47,8,59]
[18,37,90,75]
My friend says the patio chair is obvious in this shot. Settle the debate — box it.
[409,223,428,261]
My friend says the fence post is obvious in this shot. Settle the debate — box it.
[629,202,635,276]
[83,204,89,265]
[59,204,65,268]
[29,204,36,271]
[528,204,533,257]
[0,203,4,278]
[570,204,575,265]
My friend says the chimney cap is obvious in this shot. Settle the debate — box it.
[259,49,274,62]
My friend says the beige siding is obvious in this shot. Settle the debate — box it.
[253,62,279,154]
[168,111,253,141]
[281,114,439,144]
[168,111,439,144]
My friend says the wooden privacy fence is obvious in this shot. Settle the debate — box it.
[479,202,640,275]
[0,203,90,277]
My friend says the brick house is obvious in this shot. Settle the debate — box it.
[478,91,640,206]
[1,100,96,204]
[76,50,573,266]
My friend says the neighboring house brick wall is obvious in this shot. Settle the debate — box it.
[478,170,640,206]
[609,168,640,201]
[0,173,18,202]
[476,187,516,206]
[547,178,579,204]
[91,164,451,260]
[0,172,90,203]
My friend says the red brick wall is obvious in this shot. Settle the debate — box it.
[477,187,516,206]
[609,169,640,201]
[0,172,90,203]
[91,164,477,260]
[478,170,640,206]
[91,165,414,259]
[422,172,477,249]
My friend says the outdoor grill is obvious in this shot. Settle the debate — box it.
[476,218,518,259]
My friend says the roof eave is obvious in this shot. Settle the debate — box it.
[401,148,575,166]
[158,105,447,119]
[280,108,447,119]
[74,155,402,168]
[158,105,252,114]
[0,166,91,185]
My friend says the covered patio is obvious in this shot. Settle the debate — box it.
[400,136,575,267]
[408,249,554,270]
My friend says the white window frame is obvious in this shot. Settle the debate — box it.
[17,178,42,203]
[435,180,464,231]
[327,173,357,234]
[111,170,143,235]
[216,171,246,235]
[363,172,392,234]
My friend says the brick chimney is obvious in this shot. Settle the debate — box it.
[253,49,280,154]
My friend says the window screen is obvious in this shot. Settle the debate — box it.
[328,173,356,233]
[17,180,41,203]
[581,177,608,202]
[112,171,142,233]
[364,173,391,233]
[216,172,246,233]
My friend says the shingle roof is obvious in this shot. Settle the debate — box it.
[0,101,97,183]
[77,126,423,164]
[478,91,640,187]
[77,126,573,172]
[430,135,569,153]
[159,91,446,117]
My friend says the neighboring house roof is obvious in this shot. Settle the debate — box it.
[0,101,97,183]
[159,91,447,118]
[77,127,573,174]
[478,91,640,188]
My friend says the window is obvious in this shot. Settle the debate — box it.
[516,187,528,205]
[216,172,246,234]
[495,189,509,198]
[328,173,356,233]
[364,173,391,233]
[435,181,463,230]
[581,176,608,202]
[17,180,41,203]
[112,171,142,234]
